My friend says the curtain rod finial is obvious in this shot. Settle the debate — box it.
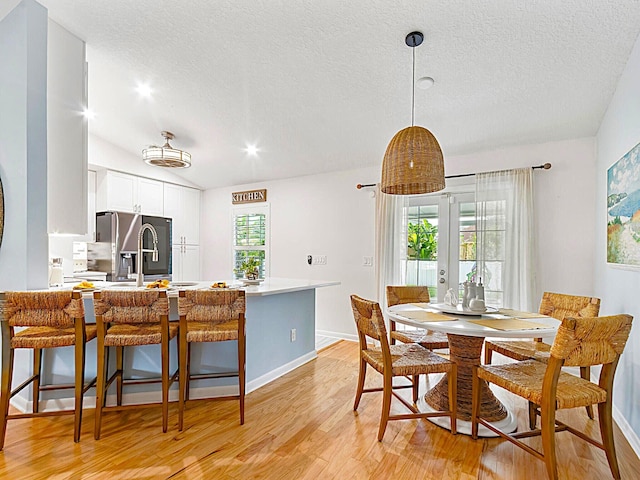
[543,163,552,170]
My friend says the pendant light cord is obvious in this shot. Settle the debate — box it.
[411,45,416,127]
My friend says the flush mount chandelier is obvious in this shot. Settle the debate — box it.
[142,131,191,168]
[381,31,445,195]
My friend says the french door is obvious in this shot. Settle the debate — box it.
[405,192,477,302]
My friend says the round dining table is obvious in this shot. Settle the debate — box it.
[387,302,561,436]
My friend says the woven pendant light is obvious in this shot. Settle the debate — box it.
[381,32,445,195]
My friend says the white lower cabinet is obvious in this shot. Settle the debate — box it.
[172,245,200,281]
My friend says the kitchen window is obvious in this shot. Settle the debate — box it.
[232,204,270,279]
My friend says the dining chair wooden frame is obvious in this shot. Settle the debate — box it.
[93,290,178,439]
[177,289,246,431]
[386,285,449,350]
[0,291,96,449]
[351,294,457,442]
[472,314,633,480]
[484,292,601,423]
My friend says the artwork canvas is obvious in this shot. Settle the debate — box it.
[607,141,640,267]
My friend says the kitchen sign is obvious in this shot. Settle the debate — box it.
[232,189,267,204]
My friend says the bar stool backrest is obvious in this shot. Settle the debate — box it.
[177,290,245,322]
[93,290,169,323]
[0,291,83,328]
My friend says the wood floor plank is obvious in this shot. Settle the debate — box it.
[0,340,639,479]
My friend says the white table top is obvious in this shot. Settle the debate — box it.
[388,303,560,338]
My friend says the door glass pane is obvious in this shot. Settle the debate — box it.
[458,201,477,298]
[405,204,438,298]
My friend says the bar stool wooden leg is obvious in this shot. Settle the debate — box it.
[73,332,86,443]
[116,346,124,407]
[0,325,14,450]
[161,318,170,433]
[32,348,42,413]
[412,374,419,403]
[185,343,192,402]
[94,325,106,440]
[238,325,246,425]
[178,329,187,431]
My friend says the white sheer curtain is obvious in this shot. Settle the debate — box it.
[374,185,407,310]
[475,168,536,311]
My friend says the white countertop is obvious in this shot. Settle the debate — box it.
[60,277,340,297]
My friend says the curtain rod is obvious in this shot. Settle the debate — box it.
[356,162,552,189]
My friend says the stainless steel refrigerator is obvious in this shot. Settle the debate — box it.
[87,211,172,282]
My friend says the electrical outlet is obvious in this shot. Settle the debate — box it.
[290,328,297,342]
[363,256,373,267]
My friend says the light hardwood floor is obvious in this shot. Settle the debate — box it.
[1,340,639,479]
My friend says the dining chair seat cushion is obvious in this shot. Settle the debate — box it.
[104,323,178,347]
[485,339,551,362]
[477,360,607,410]
[362,343,453,377]
[11,325,97,349]
[390,329,449,349]
[185,320,239,343]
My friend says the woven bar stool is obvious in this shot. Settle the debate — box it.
[177,289,246,431]
[350,295,457,441]
[93,290,178,439]
[484,292,601,422]
[0,291,96,449]
[472,314,633,480]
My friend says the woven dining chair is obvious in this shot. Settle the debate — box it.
[177,289,246,431]
[484,292,601,423]
[386,286,449,350]
[0,291,96,449]
[471,314,633,480]
[92,290,178,439]
[351,294,457,441]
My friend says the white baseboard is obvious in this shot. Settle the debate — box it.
[9,352,318,413]
[613,405,640,460]
[246,351,317,393]
[316,329,358,343]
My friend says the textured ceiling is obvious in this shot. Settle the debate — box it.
[2,0,640,189]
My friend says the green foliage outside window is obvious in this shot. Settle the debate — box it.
[407,219,438,260]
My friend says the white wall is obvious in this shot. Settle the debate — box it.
[595,30,640,448]
[0,0,49,291]
[202,138,596,339]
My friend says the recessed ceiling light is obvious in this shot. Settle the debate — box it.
[81,108,95,119]
[245,144,259,156]
[136,83,152,98]
[417,76,435,89]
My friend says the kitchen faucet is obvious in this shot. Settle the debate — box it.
[136,223,159,287]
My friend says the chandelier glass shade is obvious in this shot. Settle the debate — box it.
[142,131,191,168]
[380,31,445,195]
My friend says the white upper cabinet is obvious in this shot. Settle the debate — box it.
[47,20,88,234]
[171,244,200,281]
[96,170,164,216]
[164,184,200,245]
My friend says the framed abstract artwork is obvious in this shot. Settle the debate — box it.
[607,141,640,267]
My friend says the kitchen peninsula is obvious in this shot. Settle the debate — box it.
[9,278,339,412]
